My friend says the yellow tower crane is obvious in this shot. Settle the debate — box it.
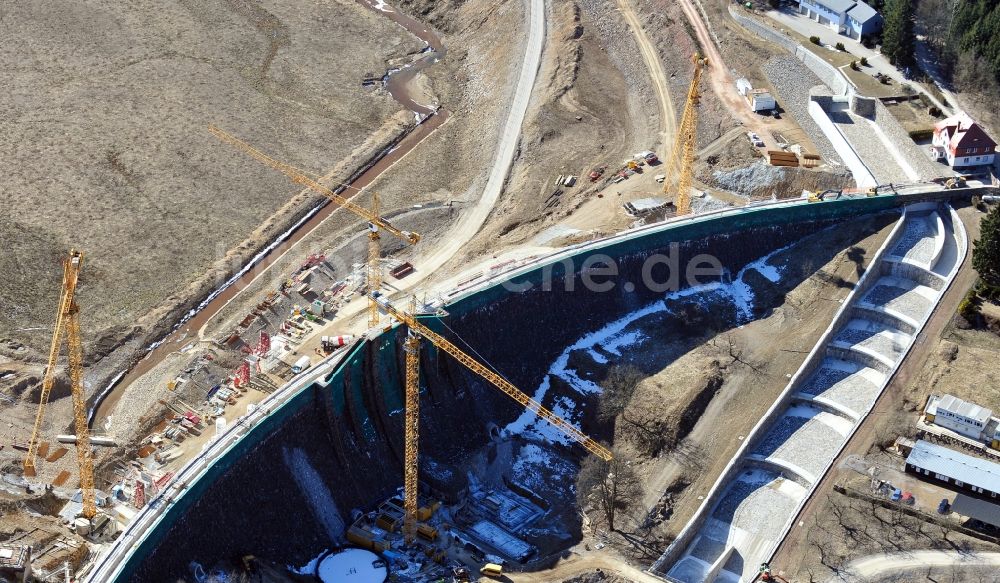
[23,250,97,519]
[662,53,707,216]
[371,292,613,540]
[207,126,421,324]
[402,328,420,543]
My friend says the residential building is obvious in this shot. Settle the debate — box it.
[797,0,882,39]
[931,113,998,168]
[924,393,993,441]
[905,440,1000,499]
[843,2,882,40]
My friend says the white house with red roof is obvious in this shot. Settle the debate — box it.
[931,113,997,168]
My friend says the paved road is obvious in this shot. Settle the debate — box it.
[765,8,954,115]
[616,0,676,153]
[832,550,1000,582]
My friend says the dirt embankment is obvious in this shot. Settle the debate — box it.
[602,212,899,551]
[0,0,420,363]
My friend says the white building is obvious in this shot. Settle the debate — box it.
[797,0,883,40]
[931,113,998,168]
[924,394,993,441]
[749,89,776,112]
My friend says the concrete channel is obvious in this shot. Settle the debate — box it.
[654,201,968,583]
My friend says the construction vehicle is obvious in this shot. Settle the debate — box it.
[208,126,420,327]
[22,250,97,520]
[480,563,503,579]
[588,166,606,182]
[370,292,612,546]
[661,54,707,216]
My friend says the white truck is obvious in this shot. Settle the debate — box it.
[291,355,312,374]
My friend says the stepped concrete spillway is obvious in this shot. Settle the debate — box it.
[656,202,967,583]
[82,190,985,583]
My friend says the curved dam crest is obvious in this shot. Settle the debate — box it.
[102,195,953,582]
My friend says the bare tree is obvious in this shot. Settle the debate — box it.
[576,449,642,532]
[712,333,766,376]
[597,365,644,421]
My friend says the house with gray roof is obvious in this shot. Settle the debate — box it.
[797,0,883,40]
[905,440,1000,499]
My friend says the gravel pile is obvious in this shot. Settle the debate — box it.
[712,161,788,199]
[761,56,842,165]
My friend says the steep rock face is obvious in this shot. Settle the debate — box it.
[131,216,862,581]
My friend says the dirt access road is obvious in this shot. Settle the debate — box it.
[677,0,779,150]
[247,0,548,356]
[617,0,676,151]
[834,550,1000,582]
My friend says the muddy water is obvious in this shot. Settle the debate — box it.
[89,2,448,426]
[357,0,446,116]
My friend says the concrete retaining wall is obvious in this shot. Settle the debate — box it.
[871,98,952,180]
[652,205,910,574]
[730,7,848,95]
[808,98,877,188]
[94,190,987,583]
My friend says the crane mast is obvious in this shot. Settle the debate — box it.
[23,250,96,519]
[402,330,420,544]
[662,53,706,216]
[371,293,613,462]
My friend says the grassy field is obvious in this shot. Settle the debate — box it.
[0,0,422,357]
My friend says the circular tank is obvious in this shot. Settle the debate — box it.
[317,548,387,583]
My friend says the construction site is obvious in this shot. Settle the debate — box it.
[3,1,1000,582]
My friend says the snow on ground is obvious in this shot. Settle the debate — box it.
[503,244,791,445]
[282,447,347,544]
[511,443,576,495]
[289,548,328,576]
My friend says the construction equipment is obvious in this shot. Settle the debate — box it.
[371,292,613,462]
[662,53,707,216]
[23,250,97,520]
[208,126,421,329]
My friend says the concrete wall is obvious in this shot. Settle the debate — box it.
[730,6,850,95]
[651,204,908,574]
[809,97,878,187]
[93,191,990,583]
[871,98,952,180]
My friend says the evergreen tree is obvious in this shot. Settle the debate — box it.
[973,205,1000,287]
[881,0,916,67]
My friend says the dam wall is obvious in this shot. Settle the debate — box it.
[93,192,982,582]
